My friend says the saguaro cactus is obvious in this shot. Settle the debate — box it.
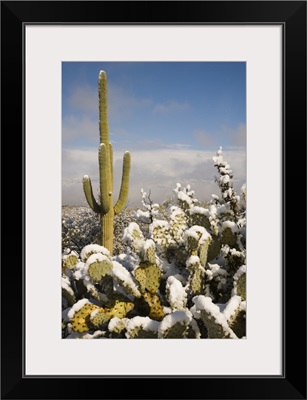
[83,70,131,255]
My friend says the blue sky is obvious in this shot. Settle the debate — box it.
[62,62,246,206]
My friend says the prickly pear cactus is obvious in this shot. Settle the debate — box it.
[71,302,101,332]
[86,253,113,281]
[63,146,246,340]
[134,262,161,294]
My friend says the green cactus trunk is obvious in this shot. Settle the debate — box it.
[101,208,114,255]
[83,70,131,256]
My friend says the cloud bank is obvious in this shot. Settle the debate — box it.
[62,147,246,208]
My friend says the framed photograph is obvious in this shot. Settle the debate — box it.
[1,1,306,399]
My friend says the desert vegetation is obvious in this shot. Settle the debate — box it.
[62,71,246,339]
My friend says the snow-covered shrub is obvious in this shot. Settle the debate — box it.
[62,206,136,255]
[62,206,100,252]
[62,147,246,339]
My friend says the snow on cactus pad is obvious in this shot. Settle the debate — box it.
[108,317,128,334]
[165,276,187,310]
[86,253,113,282]
[141,239,156,264]
[158,310,192,338]
[111,261,141,298]
[62,251,78,270]
[80,244,110,262]
[192,295,237,339]
[125,316,160,339]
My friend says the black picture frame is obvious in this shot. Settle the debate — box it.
[1,1,306,399]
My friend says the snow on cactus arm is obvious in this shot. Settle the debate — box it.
[165,276,187,310]
[158,310,192,338]
[111,261,141,298]
[125,316,160,338]
[85,252,113,282]
[192,295,237,339]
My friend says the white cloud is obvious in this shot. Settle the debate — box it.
[62,148,246,208]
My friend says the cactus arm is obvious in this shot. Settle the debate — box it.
[98,71,109,144]
[99,143,111,214]
[114,151,131,215]
[109,143,114,192]
[82,176,101,213]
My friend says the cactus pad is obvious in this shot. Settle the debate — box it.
[109,300,134,319]
[189,268,205,296]
[87,257,113,282]
[186,235,199,254]
[143,292,165,321]
[193,296,237,338]
[108,317,128,334]
[198,241,210,267]
[228,309,246,338]
[62,252,78,270]
[141,240,156,264]
[221,227,237,247]
[236,273,246,300]
[161,321,187,338]
[134,262,161,294]
[71,303,101,332]
[125,317,160,338]
[207,236,221,261]
[158,310,192,338]
[190,212,211,230]
[90,309,111,327]
[62,286,76,307]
